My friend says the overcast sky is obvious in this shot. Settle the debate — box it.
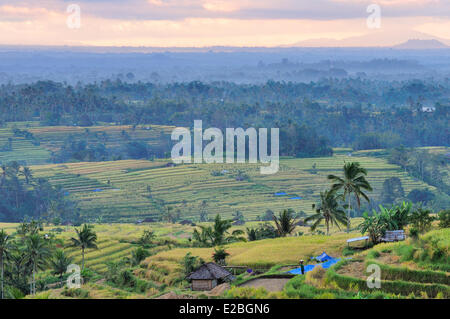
[0,0,449,47]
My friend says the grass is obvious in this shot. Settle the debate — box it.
[153,232,356,269]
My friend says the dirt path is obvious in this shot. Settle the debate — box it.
[240,278,291,292]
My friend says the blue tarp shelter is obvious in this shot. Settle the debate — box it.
[289,197,302,200]
[313,252,333,262]
[274,192,286,196]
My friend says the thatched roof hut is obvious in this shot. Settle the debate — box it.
[187,262,235,291]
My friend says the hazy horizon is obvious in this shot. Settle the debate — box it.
[0,0,449,47]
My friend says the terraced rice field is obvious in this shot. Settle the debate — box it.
[0,122,173,165]
[2,121,445,222]
[153,232,356,269]
[28,124,174,153]
[0,127,51,164]
[0,222,194,273]
[29,151,440,222]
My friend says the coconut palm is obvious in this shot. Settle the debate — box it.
[0,165,6,186]
[126,247,150,266]
[305,190,348,235]
[192,214,245,247]
[50,249,73,286]
[69,224,98,271]
[273,209,297,237]
[328,162,373,232]
[0,230,13,299]
[20,166,33,185]
[212,247,230,265]
[23,234,51,295]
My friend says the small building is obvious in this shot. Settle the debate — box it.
[187,262,235,291]
[421,106,436,113]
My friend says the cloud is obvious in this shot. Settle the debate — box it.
[0,1,448,47]
[202,1,241,12]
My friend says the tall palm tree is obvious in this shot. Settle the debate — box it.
[273,209,297,237]
[305,190,348,235]
[20,166,33,185]
[69,224,98,271]
[232,211,245,224]
[23,234,51,295]
[328,162,373,232]
[50,249,73,286]
[0,230,12,299]
[192,215,244,247]
[0,165,7,186]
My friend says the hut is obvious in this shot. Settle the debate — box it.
[187,262,235,291]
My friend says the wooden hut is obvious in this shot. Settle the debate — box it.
[187,262,235,291]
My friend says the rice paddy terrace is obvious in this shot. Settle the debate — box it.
[1,122,446,222]
[29,148,443,222]
[0,222,194,274]
[0,121,174,165]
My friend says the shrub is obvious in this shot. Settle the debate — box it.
[342,247,355,256]
[225,286,269,299]
[62,287,90,299]
[409,208,434,233]
[314,292,335,299]
[438,210,450,228]
[305,265,326,288]
[409,227,419,240]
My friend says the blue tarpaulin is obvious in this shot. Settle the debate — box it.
[274,192,286,196]
[289,197,302,200]
[312,252,333,262]
[288,258,350,275]
[93,188,103,192]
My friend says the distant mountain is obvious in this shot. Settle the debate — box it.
[285,30,450,48]
[393,39,449,49]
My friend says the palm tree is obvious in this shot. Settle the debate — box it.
[212,247,230,265]
[69,224,98,271]
[23,234,51,295]
[0,165,7,186]
[192,225,213,247]
[273,209,297,237]
[20,166,33,185]
[126,247,150,266]
[328,162,373,232]
[0,230,12,299]
[305,190,348,235]
[192,214,245,247]
[210,214,233,246]
[232,211,245,225]
[50,249,73,286]
[162,206,176,223]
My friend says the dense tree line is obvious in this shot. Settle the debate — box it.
[0,162,79,223]
[0,79,448,155]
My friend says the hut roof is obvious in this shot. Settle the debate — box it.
[187,262,234,281]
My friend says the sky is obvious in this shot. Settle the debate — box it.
[0,0,449,47]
